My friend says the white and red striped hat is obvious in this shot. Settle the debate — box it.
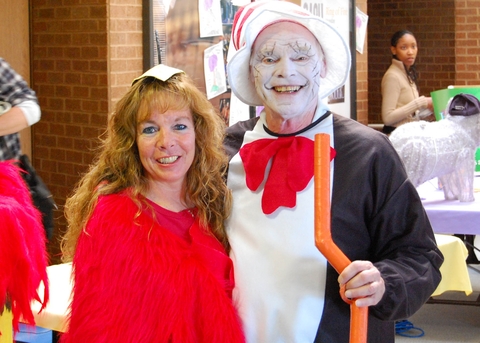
[227,0,351,106]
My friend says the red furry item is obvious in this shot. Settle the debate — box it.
[60,190,244,343]
[0,161,49,332]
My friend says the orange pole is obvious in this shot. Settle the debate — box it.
[314,133,368,343]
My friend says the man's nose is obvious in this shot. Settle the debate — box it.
[275,58,296,78]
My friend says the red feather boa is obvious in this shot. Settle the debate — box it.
[60,191,244,343]
[0,161,49,332]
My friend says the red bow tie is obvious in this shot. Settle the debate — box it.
[240,136,336,214]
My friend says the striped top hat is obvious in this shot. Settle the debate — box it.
[227,0,351,106]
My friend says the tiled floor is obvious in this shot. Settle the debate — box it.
[395,264,480,343]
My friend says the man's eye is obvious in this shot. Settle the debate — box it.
[262,57,276,64]
[295,56,309,62]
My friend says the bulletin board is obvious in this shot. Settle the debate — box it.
[143,0,357,124]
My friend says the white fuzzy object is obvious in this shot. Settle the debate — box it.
[389,112,480,202]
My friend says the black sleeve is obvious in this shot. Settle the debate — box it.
[330,114,443,320]
[224,117,259,161]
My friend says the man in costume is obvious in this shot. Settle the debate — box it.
[224,2,443,342]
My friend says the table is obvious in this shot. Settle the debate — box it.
[31,263,72,333]
[431,234,472,297]
[417,177,480,264]
[0,309,13,343]
[417,178,480,235]
[29,234,475,332]
[416,179,480,304]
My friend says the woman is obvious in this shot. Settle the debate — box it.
[60,64,244,343]
[381,30,433,134]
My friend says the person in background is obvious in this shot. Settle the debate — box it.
[0,57,56,241]
[224,2,443,343]
[60,64,244,343]
[381,30,434,134]
[0,57,41,160]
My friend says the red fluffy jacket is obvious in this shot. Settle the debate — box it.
[0,161,49,332]
[60,190,245,343]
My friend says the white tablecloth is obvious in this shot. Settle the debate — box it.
[31,262,72,332]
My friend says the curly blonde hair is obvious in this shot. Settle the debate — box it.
[61,71,232,261]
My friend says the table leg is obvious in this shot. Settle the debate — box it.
[454,234,480,264]
[427,293,480,306]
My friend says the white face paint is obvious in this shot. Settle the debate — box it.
[249,21,326,133]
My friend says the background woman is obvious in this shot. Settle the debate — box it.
[381,30,434,134]
[60,64,244,343]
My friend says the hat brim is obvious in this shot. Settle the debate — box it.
[227,4,351,107]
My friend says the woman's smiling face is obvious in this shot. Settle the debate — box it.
[136,107,195,190]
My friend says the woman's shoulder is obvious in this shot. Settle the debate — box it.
[95,189,136,210]
[384,59,406,75]
[383,65,403,81]
[381,65,406,91]
[82,190,173,252]
[89,190,143,228]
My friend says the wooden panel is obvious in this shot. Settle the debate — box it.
[0,0,32,156]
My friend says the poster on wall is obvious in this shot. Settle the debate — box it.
[199,0,224,37]
[301,0,351,118]
[355,7,368,54]
[204,41,228,99]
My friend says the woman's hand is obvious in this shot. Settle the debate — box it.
[338,260,385,307]
[426,97,434,111]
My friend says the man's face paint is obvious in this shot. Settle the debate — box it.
[250,21,326,124]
